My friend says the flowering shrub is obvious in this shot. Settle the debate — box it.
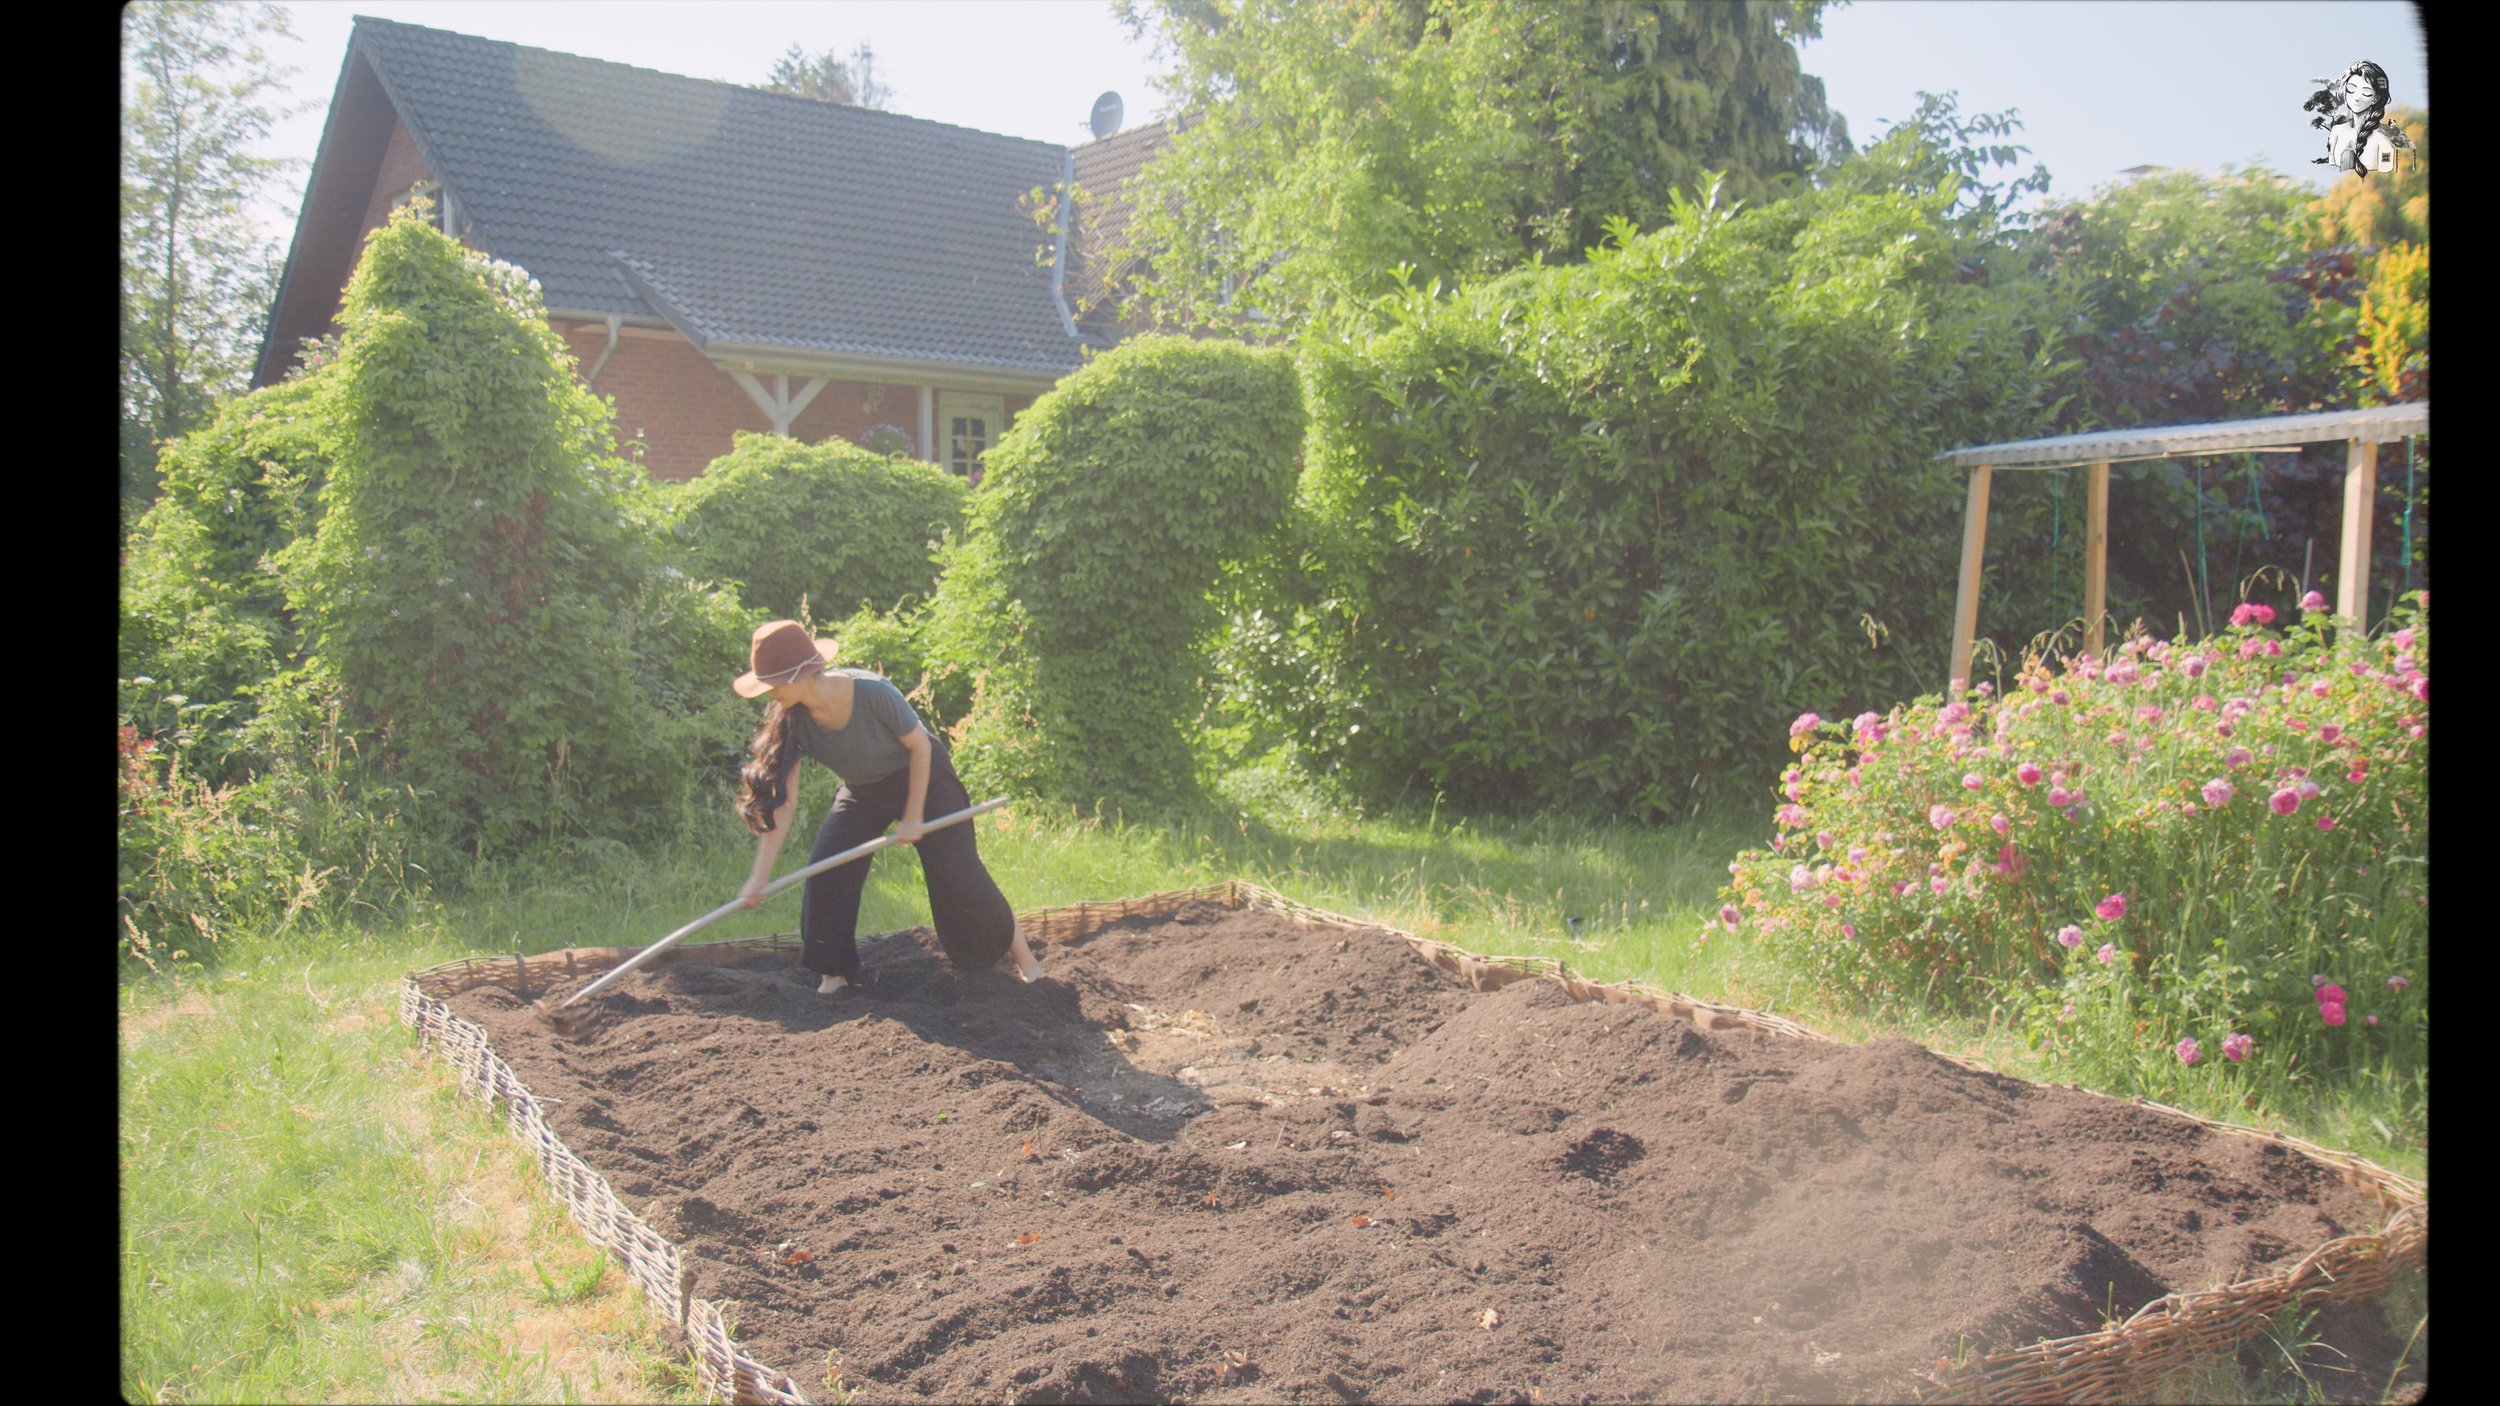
[1719,592,2427,1091]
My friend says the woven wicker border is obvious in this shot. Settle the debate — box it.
[401,879,2427,1405]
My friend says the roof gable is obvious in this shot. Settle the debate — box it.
[276,18,1098,378]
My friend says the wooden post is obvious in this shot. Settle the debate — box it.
[2084,460,2110,658]
[2338,438,2379,625]
[1950,465,1991,693]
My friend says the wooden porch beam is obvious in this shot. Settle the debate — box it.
[1950,465,1991,694]
[2338,438,2378,625]
[2084,460,2109,658]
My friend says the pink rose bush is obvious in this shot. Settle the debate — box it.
[1718,592,2427,1097]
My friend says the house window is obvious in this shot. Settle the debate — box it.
[939,392,1006,484]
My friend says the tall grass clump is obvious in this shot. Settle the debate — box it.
[1720,590,2427,1109]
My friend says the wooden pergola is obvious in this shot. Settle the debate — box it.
[1936,402,2429,691]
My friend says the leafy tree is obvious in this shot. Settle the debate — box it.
[120,374,332,776]
[120,1,300,525]
[1112,0,1848,336]
[763,40,892,108]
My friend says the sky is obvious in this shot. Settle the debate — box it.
[209,0,2429,246]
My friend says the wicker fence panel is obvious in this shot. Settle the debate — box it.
[402,981,812,1405]
[403,881,2424,1405]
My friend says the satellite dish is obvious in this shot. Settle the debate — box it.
[1089,91,1124,140]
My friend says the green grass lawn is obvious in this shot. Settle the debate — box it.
[120,771,2424,1401]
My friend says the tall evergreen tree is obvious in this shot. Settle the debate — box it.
[120,1,299,524]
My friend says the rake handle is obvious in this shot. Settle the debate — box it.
[554,796,1010,1010]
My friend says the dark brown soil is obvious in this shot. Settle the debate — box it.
[451,903,2413,1404]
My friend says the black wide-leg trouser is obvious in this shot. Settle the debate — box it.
[798,738,1014,981]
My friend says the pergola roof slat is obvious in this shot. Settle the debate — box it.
[1936,403,2428,469]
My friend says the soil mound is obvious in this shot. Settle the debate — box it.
[451,902,2401,1403]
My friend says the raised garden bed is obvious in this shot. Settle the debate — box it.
[404,883,2426,1403]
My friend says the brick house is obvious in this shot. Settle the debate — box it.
[255,17,1168,482]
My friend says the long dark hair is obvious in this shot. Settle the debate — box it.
[737,700,804,834]
[2343,61,2392,158]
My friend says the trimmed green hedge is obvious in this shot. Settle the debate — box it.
[928,336,1304,814]
[644,432,967,621]
[1234,175,2069,816]
[276,212,746,853]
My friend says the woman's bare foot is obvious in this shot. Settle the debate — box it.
[1008,928,1045,983]
[818,973,851,996]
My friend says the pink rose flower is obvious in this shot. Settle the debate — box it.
[2412,676,2429,702]
[2047,787,2074,808]
[2269,788,2301,816]
[2319,723,2342,744]
[2316,815,2337,832]
[2317,983,2346,1007]
[2056,924,2084,949]
[2300,590,2327,612]
[2388,975,2409,993]
[1790,712,1821,737]
[2095,943,2117,964]
[2221,1032,2254,1062]
[1991,813,2010,835]
[1929,805,1957,830]
[2201,779,2234,807]
[2095,893,2127,921]
[2319,1002,2347,1027]
[2175,1037,2201,1066]
[2016,763,2043,786]
[1929,877,1948,895]
[1719,905,1741,930]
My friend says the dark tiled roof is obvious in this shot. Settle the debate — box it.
[351,17,1094,374]
[1067,120,1175,335]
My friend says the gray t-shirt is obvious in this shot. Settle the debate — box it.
[788,670,923,785]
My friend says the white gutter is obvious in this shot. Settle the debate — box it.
[1050,150,1080,338]
[584,313,622,387]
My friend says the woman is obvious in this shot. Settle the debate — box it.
[2309,61,2408,177]
[732,619,1043,993]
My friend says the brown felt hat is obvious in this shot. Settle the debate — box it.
[733,619,838,698]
